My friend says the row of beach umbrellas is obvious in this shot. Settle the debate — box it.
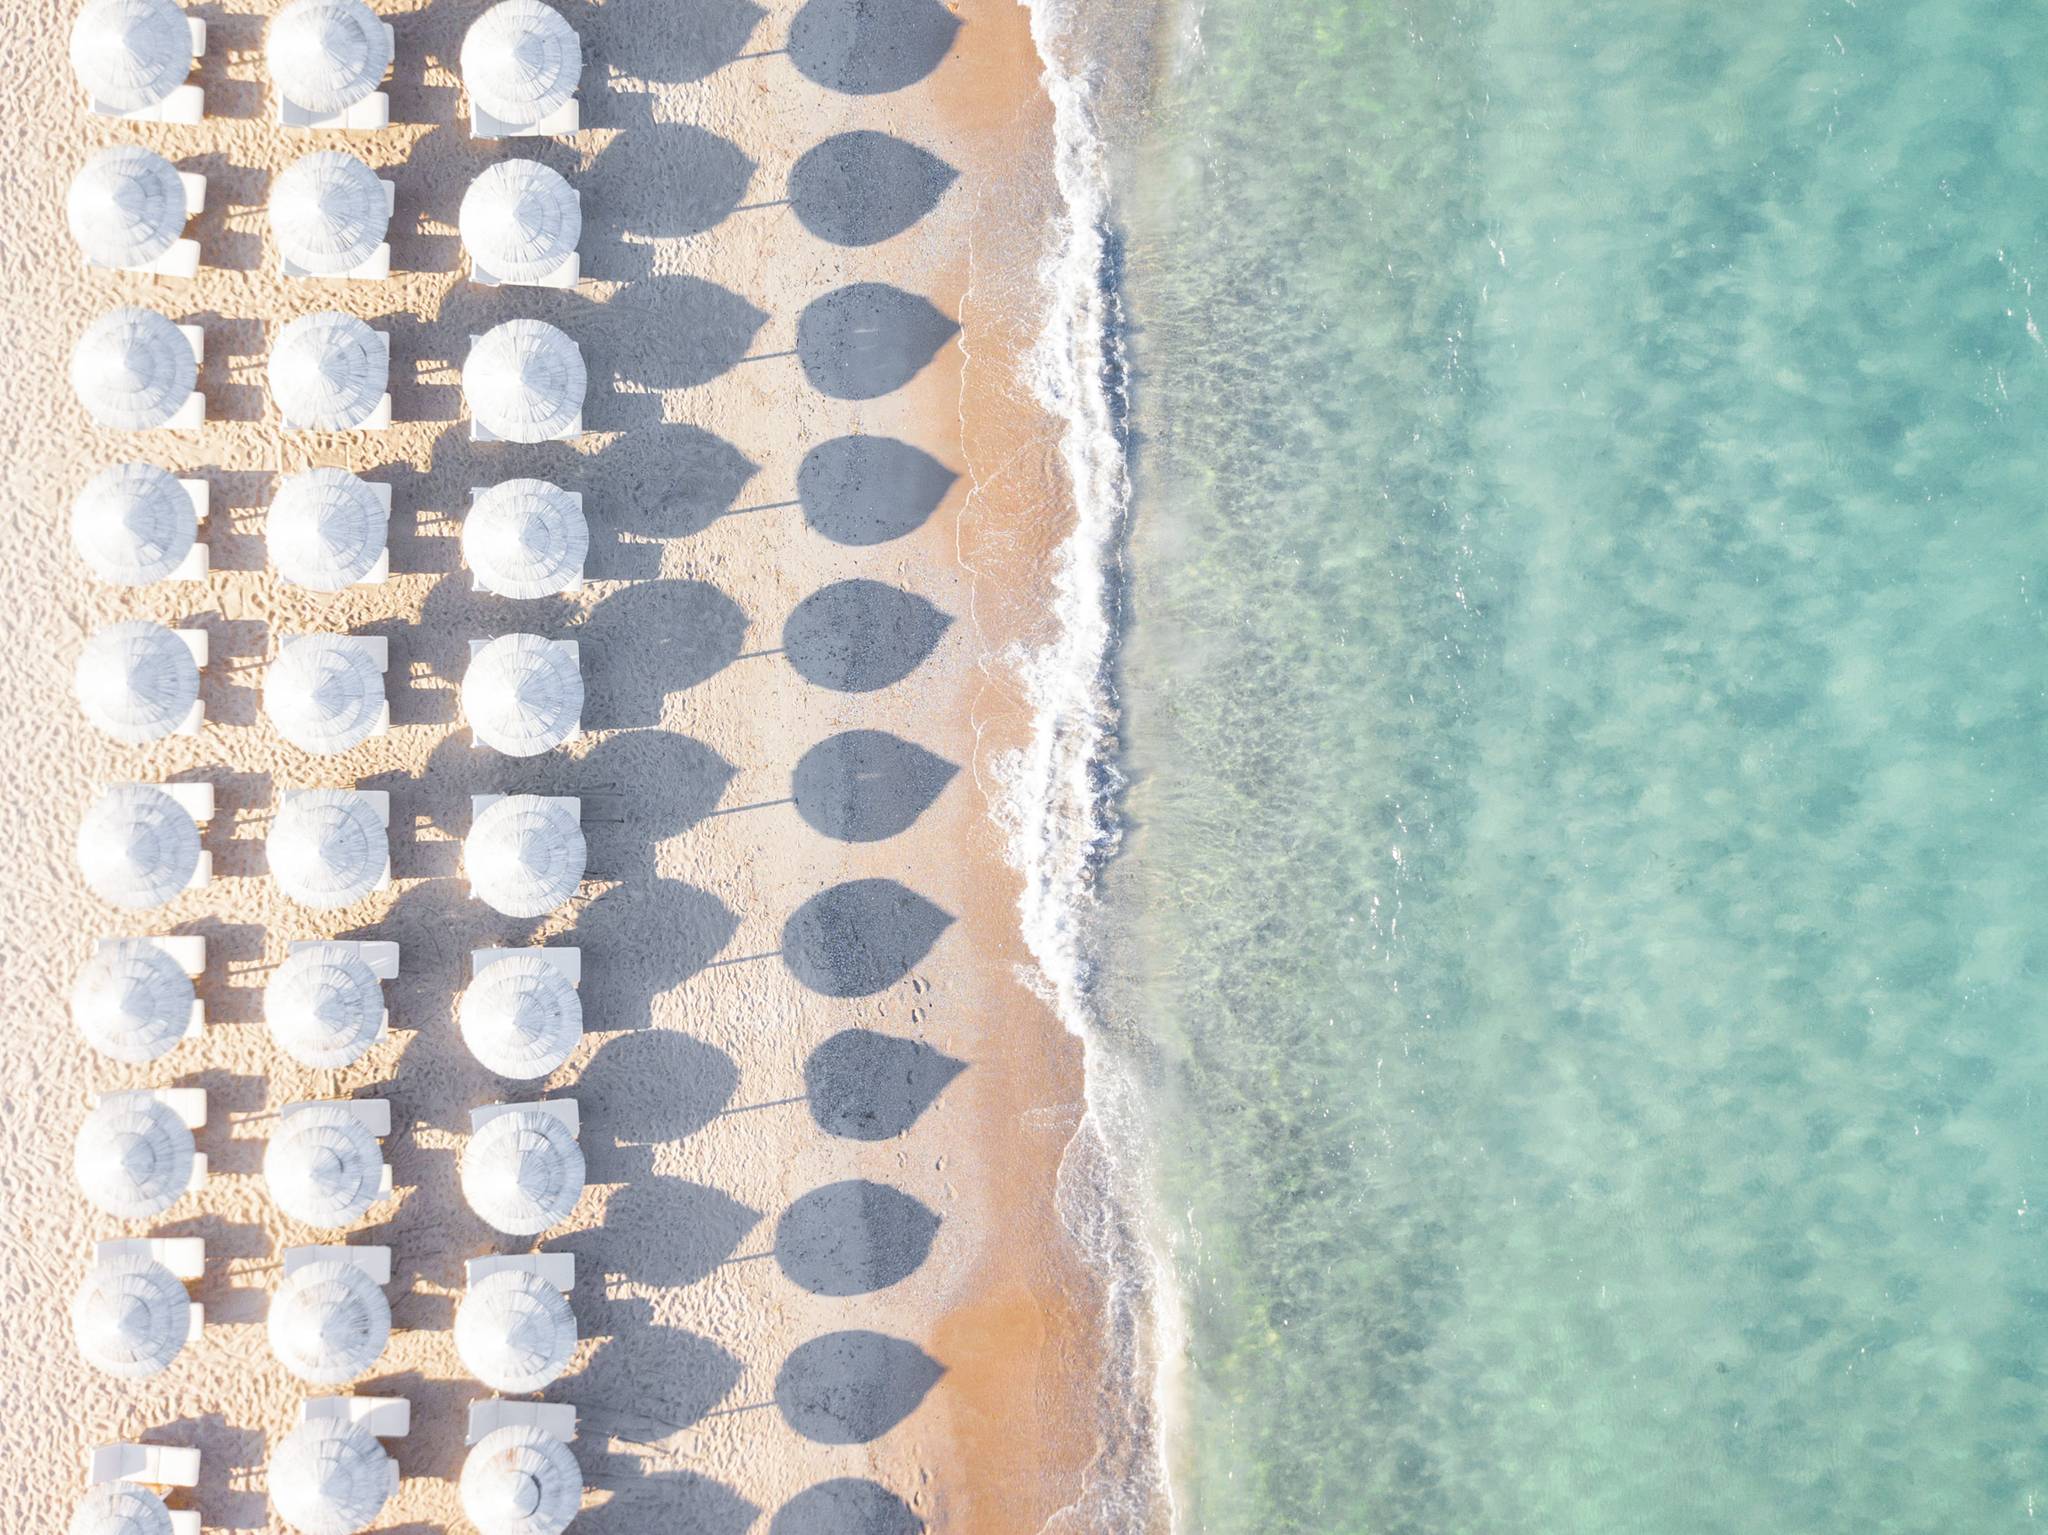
[65,7,596,1534]
[78,938,581,1076]
[73,0,580,134]
[69,144,581,284]
[70,305,587,439]
[77,785,587,914]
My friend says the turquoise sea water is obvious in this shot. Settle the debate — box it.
[1099,0,2048,1529]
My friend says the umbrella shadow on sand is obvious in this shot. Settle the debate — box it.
[788,0,961,95]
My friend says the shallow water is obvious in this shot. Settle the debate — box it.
[1099,0,2048,1528]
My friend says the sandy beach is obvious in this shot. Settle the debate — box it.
[0,1,1106,1530]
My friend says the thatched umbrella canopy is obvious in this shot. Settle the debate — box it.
[460,1425,582,1535]
[271,152,389,275]
[71,462,197,585]
[461,1108,585,1235]
[264,638,385,756]
[461,1,579,125]
[459,955,582,1079]
[465,796,585,917]
[73,940,194,1063]
[70,1481,176,1535]
[463,479,587,598]
[70,0,194,113]
[464,319,584,442]
[271,468,387,589]
[72,1256,191,1377]
[265,1104,384,1228]
[267,0,391,115]
[455,1268,577,1392]
[268,1419,395,1535]
[75,620,200,743]
[76,1093,196,1218]
[268,791,388,908]
[78,784,202,908]
[266,943,385,1068]
[268,1258,391,1384]
[463,635,582,757]
[72,307,195,430]
[270,311,385,429]
[67,145,187,267]
[459,159,579,283]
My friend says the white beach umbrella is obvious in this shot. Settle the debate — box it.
[455,1268,577,1392]
[459,159,580,283]
[75,1094,197,1218]
[269,1418,396,1535]
[266,1104,385,1227]
[75,620,200,744]
[71,1256,191,1378]
[70,0,194,113]
[461,1108,585,1235]
[463,480,587,598]
[70,1481,176,1535]
[267,790,389,908]
[72,307,196,431]
[266,943,385,1067]
[271,152,390,276]
[270,311,386,429]
[271,468,388,590]
[459,955,582,1079]
[464,319,585,443]
[462,0,579,126]
[78,784,202,908]
[73,940,194,1063]
[465,796,585,917]
[67,145,187,268]
[463,636,582,757]
[460,1425,582,1535]
[268,1258,391,1384]
[71,462,198,586]
[268,0,392,115]
[264,638,386,755]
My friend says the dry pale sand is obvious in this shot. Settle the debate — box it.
[0,0,1106,1530]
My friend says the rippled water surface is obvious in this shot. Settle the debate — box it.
[1101,1,2048,1528]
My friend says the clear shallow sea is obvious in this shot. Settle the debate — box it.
[1088,0,2048,1529]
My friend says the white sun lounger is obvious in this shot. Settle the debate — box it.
[471,251,579,290]
[466,1399,577,1446]
[470,1099,578,1136]
[282,1244,392,1284]
[471,947,581,985]
[90,1441,201,1488]
[281,1097,392,1138]
[471,98,579,140]
[279,23,395,129]
[95,1237,204,1281]
[464,1251,574,1291]
[302,1395,410,1437]
[288,937,399,979]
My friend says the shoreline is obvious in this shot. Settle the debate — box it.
[0,1,1115,1531]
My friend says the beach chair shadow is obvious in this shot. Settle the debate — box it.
[171,915,265,1023]
[176,153,267,270]
[788,0,960,95]
[187,4,264,118]
[176,614,266,728]
[153,1413,266,1528]
[185,469,273,572]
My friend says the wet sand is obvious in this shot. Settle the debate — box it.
[0,0,1104,1529]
